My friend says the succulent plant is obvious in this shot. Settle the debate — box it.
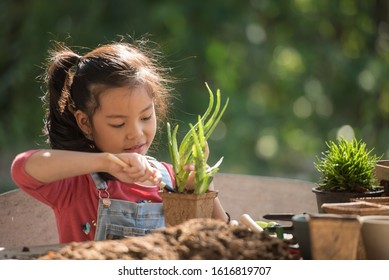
[167,83,229,194]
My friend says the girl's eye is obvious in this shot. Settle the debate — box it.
[141,114,153,121]
[110,123,125,128]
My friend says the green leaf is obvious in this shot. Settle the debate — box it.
[166,83,229,193]
[314,136,382,192]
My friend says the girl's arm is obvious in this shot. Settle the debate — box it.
[212,198,229,222]
[24,149,160,184]
[208,182,230,223]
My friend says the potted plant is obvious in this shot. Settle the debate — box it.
[312,136,384,213]
[159,83,229,226]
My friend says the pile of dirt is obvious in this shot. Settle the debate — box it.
[39,218,298,260]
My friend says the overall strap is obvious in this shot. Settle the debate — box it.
[91,172,108,190]
[91,172,111,207]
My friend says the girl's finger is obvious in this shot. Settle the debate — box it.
[148,169,162,185]
[205,141,210,161]
[137,171,156,184]
[184,170,196,190]
[123,167,149,180]
[183,164,195,171]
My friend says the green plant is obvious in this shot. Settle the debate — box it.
[167,83,229,194]
[314,136,382,193]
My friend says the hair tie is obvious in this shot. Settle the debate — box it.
[74,55,83,73]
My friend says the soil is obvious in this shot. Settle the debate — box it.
[38,218,299,260]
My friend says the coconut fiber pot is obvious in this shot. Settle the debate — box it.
[160,190,218,227]
[359,215,389,259]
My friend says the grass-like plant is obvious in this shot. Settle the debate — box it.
[167,83,229,194]
[314,136,382,192]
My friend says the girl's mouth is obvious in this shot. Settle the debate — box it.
[124,144,146,154]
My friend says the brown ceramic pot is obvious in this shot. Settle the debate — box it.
[312,187,384,213]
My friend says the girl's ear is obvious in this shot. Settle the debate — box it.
[74,110,93,140]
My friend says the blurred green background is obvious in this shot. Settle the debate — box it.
[1,0,389,193]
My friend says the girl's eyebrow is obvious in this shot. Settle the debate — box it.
[106,104,154,118]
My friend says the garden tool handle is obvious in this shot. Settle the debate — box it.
[239,214,263,233]
[263,213,296,221]
[107,153,166,188]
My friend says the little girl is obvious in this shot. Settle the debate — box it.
[11,38,228,243]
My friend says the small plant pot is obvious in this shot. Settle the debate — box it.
[321,201,389,216]
[160,190,218,227]
[359,215,389,259]
[351,196,389,206]
[309,214,362,260]
[312,187,384,213]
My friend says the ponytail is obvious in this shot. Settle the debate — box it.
[42,44,95,152]
[45,45,80,113]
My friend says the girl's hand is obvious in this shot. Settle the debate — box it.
[106,153,162,186]
[182,164,215,191]
[183,164,196,191]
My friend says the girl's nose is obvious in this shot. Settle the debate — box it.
[126,123,142,140]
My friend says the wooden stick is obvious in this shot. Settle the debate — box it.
[106,153,166,188]
[106,153,128,168]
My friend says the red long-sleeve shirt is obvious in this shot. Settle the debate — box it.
[11,150,174,243]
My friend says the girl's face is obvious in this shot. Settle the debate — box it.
[88,86,157,155]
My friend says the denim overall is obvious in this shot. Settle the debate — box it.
[92,158,172,240]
